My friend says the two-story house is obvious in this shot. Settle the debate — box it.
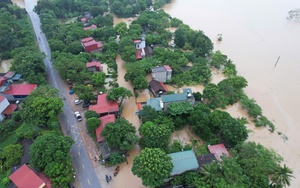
[152,65,172,83]
[81,37,103,53]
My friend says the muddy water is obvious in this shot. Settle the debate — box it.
[164,0,300,187]
[11,0,25,8]
[112,55,145,188]
[0,59,13,73]
[113,15,137,27]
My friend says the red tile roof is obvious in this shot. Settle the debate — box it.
[0,95,5,103]
[2,104,17,115]
[89,94,119,115]
[81,37,103,52]
[38,172,52,188]
[96,114,115,142]
[137,103,142,110]
[163,65,172,71]
[86,61,103,71]
[208,144,229,161]
[84,24,97,31]
[0,76,6,86]
[135,49,142,59]
[4,71,15,79]
[81,37,94,43]
[9,164,45,188]
[134,39,141,44]
[81,17,87,23]
[4,84,37,96]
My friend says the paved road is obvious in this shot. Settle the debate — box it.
[24,1,101,187]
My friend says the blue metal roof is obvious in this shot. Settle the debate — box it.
[146,98,162,111]
[162,88,192,103]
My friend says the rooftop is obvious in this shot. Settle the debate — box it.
[89,94,119,114]
[4,84,37,96]
[84,24,97,31]
[149,80,168,93]
[196,154,216,166]
[167,150,199,176]
[163,65,172,71]
[9,164,45,188]
[207,143,229,161]
[96,114,115,142]
[162,88,192,103]
[2,104,18,115]
[4,71,15,79]
[146,98,162,111]
[135,49,142,59]
[0,95,5,103]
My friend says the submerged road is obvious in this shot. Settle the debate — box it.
[24,1,101,187]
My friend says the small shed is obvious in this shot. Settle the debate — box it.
[207,143,229,161]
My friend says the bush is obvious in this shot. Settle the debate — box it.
[109,152,125,165]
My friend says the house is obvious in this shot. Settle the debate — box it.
[149,80,168,97]
[4,71,15,79]
[136,89,151,104]
[84,24,97,31]
[9,164,46,188]
[196,154,216,167]
[95,114,115,143]
[135,49,143,60]
[81,37,103,53]
[0,95,9,121]
[88,94,119,117]
[2,103,18,119]
[208,143,230,161]
[37,173,52,188]
[86,61,103,72]
[146,98,162,111]
[167,150,199,179]
[134,38,146,50]
[134,37,153,60]
[161,88,195,111]
[152,65,172,83]
[3,84,37,100]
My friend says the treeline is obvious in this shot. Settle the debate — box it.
[110,0,152,17]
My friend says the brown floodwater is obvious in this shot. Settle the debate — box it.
[164,0,300,187]
[11,0,25,8]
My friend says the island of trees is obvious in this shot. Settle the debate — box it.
[0,0,294,188]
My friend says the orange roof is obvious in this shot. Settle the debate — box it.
[4,84,37,96]
[208,144,229,161]
[0,95,5,103]
[137,103,142,110]
[89,94,119,115]
[9,164,45,188]
[96,114,115,142]
[38,172,52,188]
[84,24,97,31]
[81,17,87,23]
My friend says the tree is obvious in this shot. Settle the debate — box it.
[203,83,226,109]
[118,36,134,54]
[139,105,159,123]
[139,122,172,150]
[91,72,106,87]
[120,45,137,62]
[132,75,148,89]
[106,87,133,107]
[210,50,228,69]
[30,132,74,187]
[21,86,63,127]
[115,21,127,36]
[101,118,138,151]
[84,110,98,119]
[86,117,100,135]
[174,27,187,48]
[168,102,194,116]
[270,164,294,188]
[73,84,95,101]
[132,148,173,188]
[1,144,23,168]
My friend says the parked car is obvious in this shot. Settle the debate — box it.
[74,99,82,105]
[74,111,82,122]
[82,100,90,108]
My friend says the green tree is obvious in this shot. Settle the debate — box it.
[174,27,187,48]
[84,110,99,119]
[118,36,134,54]
[109,152,124,165]
[132,75,148,89]
[168,102,194,116]
[203,83,226,109]
[21,86,63,127]
[120,45,137,62]
[86,117,100,135]
[139,122,172,150]
[101,118,138,151]
[115,21,127,36]
[132,148,173,188]
[210,50,228,69]
[139,105,159,123]
[106,87,133,107]
[1,144,23,168]
[91,72,106,87]
[73,84,95,101]
[30,132,74,187]
[270,164,294,188]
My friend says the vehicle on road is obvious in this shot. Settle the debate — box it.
[74,99,82,105]
[74,111,82,122]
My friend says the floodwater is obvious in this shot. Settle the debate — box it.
[164,0,300,187]
[11,0,25,8]
[113,15,137,27]
[0,59,13,73]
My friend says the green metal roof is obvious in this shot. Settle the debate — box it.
[162,88,192,103]
[168,150,199,176]
[146,98,162,111]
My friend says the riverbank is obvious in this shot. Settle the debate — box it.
[164,0,300,187]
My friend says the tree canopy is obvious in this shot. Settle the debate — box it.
[101,118,138,151]
[30,132,74,187]
[106,87,133,107]
[132,148,173,188]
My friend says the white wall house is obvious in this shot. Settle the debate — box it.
[0,95,10,121]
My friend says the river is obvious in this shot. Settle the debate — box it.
[164,0,300,187]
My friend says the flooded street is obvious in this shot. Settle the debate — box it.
[164,0,300,187]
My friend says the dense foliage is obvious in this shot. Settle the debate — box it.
[106,87,133,107]
[30,132,74,187]
[101,118,138,151]
[132,148,173,187]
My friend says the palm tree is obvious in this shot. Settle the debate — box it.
[270,164,294,188]
[200,162,219,185]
